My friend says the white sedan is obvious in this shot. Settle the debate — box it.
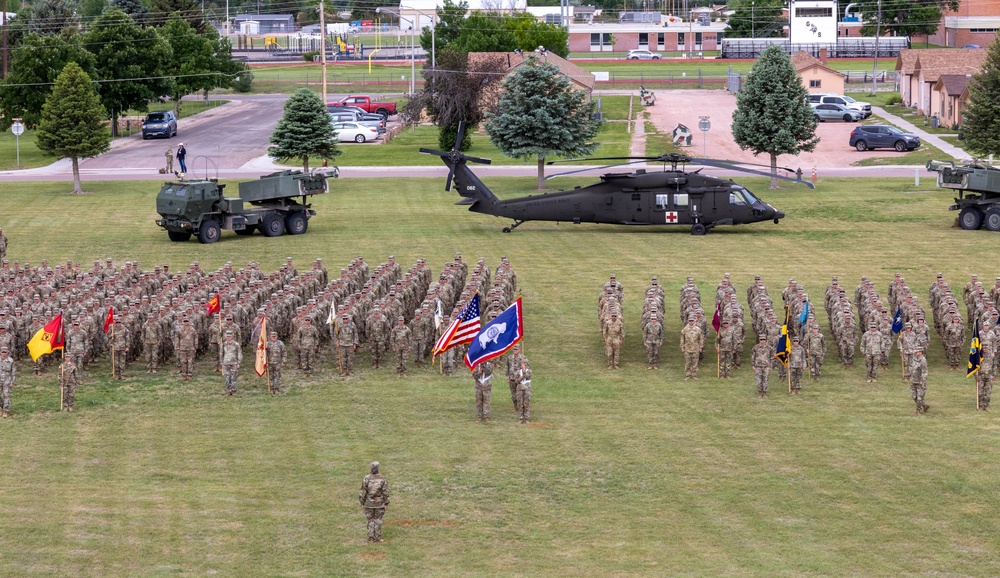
[332,122,379,143]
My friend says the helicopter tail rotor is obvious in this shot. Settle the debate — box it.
[418,120,492,191]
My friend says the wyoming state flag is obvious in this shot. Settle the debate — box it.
[28,313,65,362]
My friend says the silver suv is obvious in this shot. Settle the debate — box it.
[807,93,872,118]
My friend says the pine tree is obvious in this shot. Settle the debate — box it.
[731,45,818,189]
[36,62,111,194]
[961,38,1000,157]
[268,89,340,172]
[485,57,601,190]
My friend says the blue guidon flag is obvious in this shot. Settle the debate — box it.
[465,297,524,371]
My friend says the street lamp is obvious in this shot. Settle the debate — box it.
[751,1,755,39]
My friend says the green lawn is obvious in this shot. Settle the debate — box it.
[1,176,999,575]
[0,132,49,171]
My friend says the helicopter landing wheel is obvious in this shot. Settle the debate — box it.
[503,220,525,233]
[691,223,707,236]
[502,227,511,233]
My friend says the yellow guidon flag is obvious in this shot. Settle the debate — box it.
[255,317,268,377]
[28,313,66,362]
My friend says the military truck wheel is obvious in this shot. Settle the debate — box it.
[984,208,1000,232]
[691,223,707,236]
[286,212,308,235]
[167,231,191,242]
[959,206,984,230]
[197,220,221,244]
[261,213,284,237]
[234,225,256,236]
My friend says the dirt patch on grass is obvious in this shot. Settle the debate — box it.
[385,520,457,526]
[361,552,386,560]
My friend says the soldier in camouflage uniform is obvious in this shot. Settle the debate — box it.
[0,346,14,417]
[107,319,130,380]
[910,349,929,414]
[751,336,771,398]
[177,318,198,381]
[898,322,918,379]
[680,315,704,379]
[602,310,624,369]
[472,359,493,422]
[789,337,806,394]
[643,313,663,370]
[944,316,966,370]
[860,322,883,383]
[359,461,390,543]
[512,345,532,423]
[389,316,411,376]
[716,319,736,378]
[0,228,6,260]
[141,313,161,373]
[60,357,80,412]
[221,331,243,395]
[367,308,390,369]
[266,331,286,394]
[297,317,319,376]
[66,320,88,370]
[805,323,826,379]
[337,313,358,377]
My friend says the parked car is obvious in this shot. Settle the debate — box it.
[849,124,921,152]
[327,96,397,118]
[327,105,384,123]
[626,49,661,60]
[807,93,872,118]
[962,44,983,49]
[332,121,379,143]
[142,110,177,139]
[329,111,386,134]
[812,103,864,122]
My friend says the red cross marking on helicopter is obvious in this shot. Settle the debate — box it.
[665,211,678,223]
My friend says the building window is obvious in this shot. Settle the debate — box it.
[809,79,822,88]
[971,28,999,33]
[657,32,664,50]
[639,33,648,49]
[795,8,833,18]
[591,33,601,50]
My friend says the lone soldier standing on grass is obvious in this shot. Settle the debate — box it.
[359,461,390,543]
[751,335,771,398]
[472,359,493,422]
[0,346,14,417]
[221,331,242,395]
[60,357,80,412]
[910,349,929,415]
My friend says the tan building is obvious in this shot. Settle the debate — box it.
[934,74,973,129]
[895,50,921,107]
[910,49,987,117]
[791,50,845,94]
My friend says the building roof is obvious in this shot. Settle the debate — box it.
[470,51,596,92]
[790,51,844,77]
[234,14,295,22]
[895,49,919,74]
[915,48,988,83]
[936,74,973,96]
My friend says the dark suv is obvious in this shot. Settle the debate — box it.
[142,110,178,139]
[849,125,921,152]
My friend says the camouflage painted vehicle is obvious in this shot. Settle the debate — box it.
[927,160,1000,231]
[155,169,335,243]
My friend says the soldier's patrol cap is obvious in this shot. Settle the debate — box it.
[686,276,694,282]
[904,322,912,328]
[269,331,277,337]
[397,316,404,322]
[793,337,800,342]
[115,319,122,324]
[225,331,234,337]
[758,335,766,341]
[973,274,979,278]
[183,318,190,323]
[651,276,658,282]
[610,274,616,278]
[342,313,350,319]
[304,317,311,322]
[688,314,696,321]
[0,347,8,353]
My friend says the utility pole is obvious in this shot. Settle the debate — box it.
[320,0,327,105]
[751,1,755,39]
[2,0,8,78]
[871,0,881,95]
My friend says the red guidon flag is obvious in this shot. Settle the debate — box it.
[206,294,221,316]
[255,317,268,377]
[28,313,65,362]
[103,307,115,333]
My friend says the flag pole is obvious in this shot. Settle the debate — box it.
[334,314,343,376]
[60,359,65,412]
[111,321,116,378]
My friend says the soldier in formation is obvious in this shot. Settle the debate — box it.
[680,314,704,379]
[789,336,806,394]
[177,317,197,381]
[0,228,6,260]
[602,310,624,370]
[751,335,771,398]
[641,276,664,370]
[107,319,130,380]
[860,321,883,383]
[60,357,80,412]
[472,359,493,422]
[389,316,410,376]
[297,317,319,376]
[359,461,390,543]
[0,346,13,417]
[267,331,286,394]
[336,313,358,377]
[511,345,532,424]
[715,318,736,378]
[221,331,242,395]
[910,349,929,415]
[977,341,993,411]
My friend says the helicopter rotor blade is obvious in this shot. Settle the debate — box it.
[687,158,815,189]
[547,156,655,165]
[546,159,651,179]
[689,157,802,174]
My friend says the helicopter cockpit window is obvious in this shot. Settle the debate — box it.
[741,188,759,204]
[729,188,748,206]
[655,194,669,209]
[674,193,689,208]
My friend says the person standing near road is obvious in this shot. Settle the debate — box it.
[164,145,174,174]
[176,143,187,174]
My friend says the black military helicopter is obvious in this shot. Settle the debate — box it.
[420,125,813,235]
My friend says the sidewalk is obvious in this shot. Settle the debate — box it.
[870,106,968,161]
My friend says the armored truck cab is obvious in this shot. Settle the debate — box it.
[927,160,1000,231]
[155,169,333,243]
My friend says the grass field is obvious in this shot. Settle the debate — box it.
[2,175,1000,576]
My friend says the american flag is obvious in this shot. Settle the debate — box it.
[433,294,481,356]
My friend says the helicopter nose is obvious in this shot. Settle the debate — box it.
[773,209,785,223]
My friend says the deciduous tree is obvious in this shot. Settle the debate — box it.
[0,32,95,129]
[36,62,111,194]
[731,45,818,189]
[485,57,601,189]
[860,0,960,38]
[268,88,340,171]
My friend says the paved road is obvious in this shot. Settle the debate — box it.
[0,90,952,183]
